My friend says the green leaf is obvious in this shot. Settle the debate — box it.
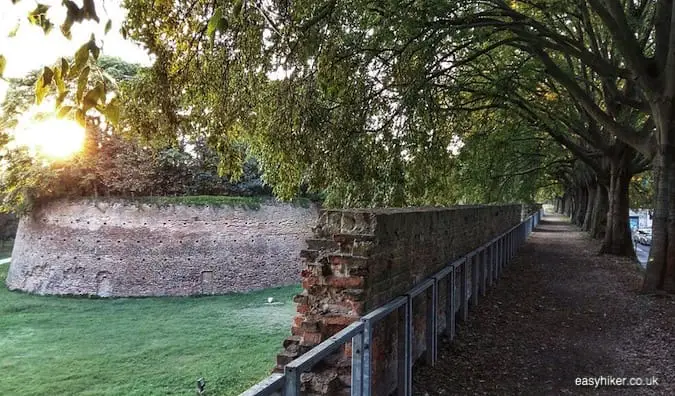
[88,36,100,60]
[55,90,69,107]
[82,0,99,23]
[75,109,86,127]
[207,7,223,39]
[60,13,74,40]
[42,66,54,86]
[104,98,120,125]
[27,4,53,34]
[218,17,228,31]
[120,26,128,40]
[83,82,105,111]
[57,105,75,119]
[60,58,69,78]
[53,66,66,94]
[71,43,89,78]
[35,74,50,105]
[0,55,6,79]
[8,23,19,38]
[27,3,50,24]
[104,19,112,35]
[63,0,84,22]
[76,66,90,102]
[233,0,244,17]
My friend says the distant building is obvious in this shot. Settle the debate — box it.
[629,209,653,230]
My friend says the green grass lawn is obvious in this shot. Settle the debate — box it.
[0,264,299,396]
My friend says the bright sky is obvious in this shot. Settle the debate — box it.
[0,0,153,102]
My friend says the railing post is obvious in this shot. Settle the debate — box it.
[502,237,506,270]
[351,332,364,396]
[284,365,301,396]
[494,240,499,281]
[502,236,507,269]
[510,232,514,258]
[425,281,438,366]
[480,249,487,297]
[470,253,479,308]
[497,238,503,278]
[404,296,413,396]
[362,320,372,396]
[487,243,494,287]
[460,258,469,322]
[447,266,456,340]
[396,302,409,396]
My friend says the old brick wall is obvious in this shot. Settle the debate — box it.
[278,205,521,395]
[6,199,319,296]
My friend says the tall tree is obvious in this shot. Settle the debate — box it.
[435,0,672,291]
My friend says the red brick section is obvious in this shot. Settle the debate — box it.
[275,205,522,395]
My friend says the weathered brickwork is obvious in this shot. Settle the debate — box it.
[277,205,521,395]
[6,199,319,296]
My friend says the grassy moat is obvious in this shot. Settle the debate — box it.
[0,264,299,395]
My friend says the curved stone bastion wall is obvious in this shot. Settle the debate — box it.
[6,199,319,297]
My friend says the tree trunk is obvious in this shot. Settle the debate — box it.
[590,184,608,239]
[600,145,635,257]
[583,183,596,231]
[573,188,581,225]
[575,186,588,226]
[642,135,675,292]
[565,193,573,218]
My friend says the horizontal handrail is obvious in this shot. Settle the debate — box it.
[361,296,408,323]
[432,257,465,280]
[285,321,364,373]
[239,373,284,396]
[407,278,435,299]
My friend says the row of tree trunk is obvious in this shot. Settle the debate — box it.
[553,150,636,260]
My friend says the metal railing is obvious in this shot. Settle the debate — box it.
[241,209,543,396]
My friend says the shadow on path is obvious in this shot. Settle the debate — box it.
[413,214,675,395]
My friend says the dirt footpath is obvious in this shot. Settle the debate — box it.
[413,214,675,395]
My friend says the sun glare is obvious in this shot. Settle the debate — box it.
[13,118,86,160]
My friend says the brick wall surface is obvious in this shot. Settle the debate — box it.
[278,205,522,395]
[6,199,318,296]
